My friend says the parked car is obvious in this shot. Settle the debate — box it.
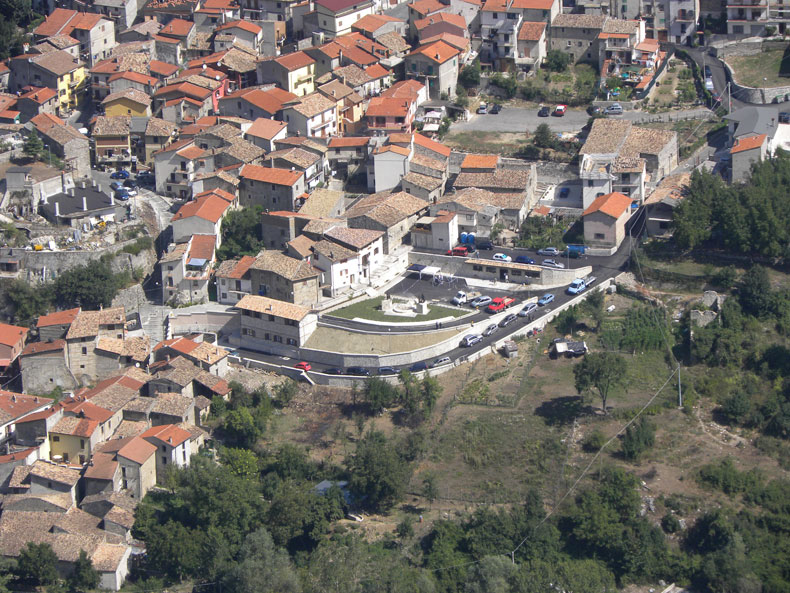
[446,246,469,256]
[537,247,559,256]
[780,112,790,124]
[483,323,498,337]
[538,105,550,117]
[110,181,123,191]
[567,278,587,295]
[552,104,567,116]
[294,361,312,371]
[538,293,555,306]
[559,187,570,198]
[377,366,399,375]
[499,313,518,327]
[346,366,370,376]
[604,103,623,115]
[431,356,452,368]
[477,102,488,114]
[451,291,468,305]
[461,334,483,347]
[518,302,538,317]
[515,255,535,264]
[493,253,512,262]
[542,259,565,269]
[489,103,501,114]
[470,295,493,308]
[114,189,130,201]
[323,367,345,375]
[476,239,494,250]
[704,65,712,78]
[409,361,428,372]
[110,169,130,179]
[137,171,155,184]
[586,105,601,116]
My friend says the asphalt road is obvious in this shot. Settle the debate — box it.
[232,238,633,375]
[452,105,713,135]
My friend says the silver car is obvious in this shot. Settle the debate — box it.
[542,259,565,269]
[483,323,498,337]
[518,303,538,317]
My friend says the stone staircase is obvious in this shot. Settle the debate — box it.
[141,305,168,346]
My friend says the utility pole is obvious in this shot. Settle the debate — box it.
[677,364,682,408]
[727,82,732,114]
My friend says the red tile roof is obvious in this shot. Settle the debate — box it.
[414,12,466,30]
[63,400,114,423]
[274,51,315,71]
[194,188,236,202]
[315,0,371,12]
[518,21,546,41]
[21,340,66,356]
[582,192,633,219]
[328,136,370,147]
[149,60,180,76]
[223,87,296,115]
[0,323,27,347]
[730,134,767,154]
[240,164,303,186]
[117,436,157,464]
[159,18,194,38]
[108,71,158,86]
[154,82,212,101]
[153,336,200,354]
[0,391,50,422]
[414,132,451,157]
[365,63,390,79]
[37,307,80,328]
[19,87,57,104]
[381,79,424,101]
[215,20,262,34]
[408,40,460,64]
[219,255,256,279]
[141,424,191,447]
[409,0,445,16]
[461,153,498,169]
[172,194,230,224]
[366,97,410,117]
[189,234,216,261]
[34,8,77,37]
[245,117,288,140]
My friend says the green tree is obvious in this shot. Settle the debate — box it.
[67,550,99,593]
[223,528,300,593]
[3,279,52,324]
[223,407,260,448]
[273,379,298,405]
[738,265,771,318]
[533,123,555,149]
[364,376,399,414]
[554,304,579,335]
[573,352,627,414]
[621,417,655,461]
[455,85,469,108]
[396,518,414,539]
[16,542,58,587]
[53,260,120,309]
[348,430,412,511]
[421,375,441,415]
[217,206,264,261]
[458,60,481,88]
[545,49,572,72]
[422,473,439,508]
[220,447,259,478]
[23,129,44,159]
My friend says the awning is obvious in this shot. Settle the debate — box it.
[187,258,207,266]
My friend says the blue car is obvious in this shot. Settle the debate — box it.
[114,189,130,201]
[537,293,555,306]
[515,255,535,264]
[110,181,123,191]
[110,169,130,179]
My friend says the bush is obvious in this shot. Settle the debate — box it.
[121,236,153,256]
[459,60,480,88]
[582,429,607,452]
[621,417,656,461]
[489,73,517,98]
[546,50,571,72]
[661,513,682,534]
[697,457,763,496]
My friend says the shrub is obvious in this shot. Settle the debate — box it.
[582,429,607,452]
[621,417,656,461]
[661,513,682,534]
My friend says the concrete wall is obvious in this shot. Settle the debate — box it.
[20,351,77,395]
[721,51,790,104]
[167,309,241,339]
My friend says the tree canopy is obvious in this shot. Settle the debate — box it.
[573,352,627,414]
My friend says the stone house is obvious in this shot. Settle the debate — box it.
[170,193,231,247]
[64,308,127,385]
[248,250,321,307]
[235,295,318,355]
[244,117,288,152]
[159,235,217,306]
[344,190,428,253]
[314,0,375,37]
[281,92,338,139]
[33,9,116,66]
[141,424,193,482]
[549,13,607,64]
[30,114,91,179]
[19,340,77,395]
[257,51,316,96]
[404,40,460,99]
[0,323,28,369]
[238,164,306,210]
[215,256,256,305]
[582,191,633,252]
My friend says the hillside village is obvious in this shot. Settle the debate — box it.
[0,0,789,588]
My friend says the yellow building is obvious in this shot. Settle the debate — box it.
[101,88,152,117]
[49,415,101,465]
[258,51,316,96]
[8,51,86,116]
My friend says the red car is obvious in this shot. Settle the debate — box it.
[486,297,516,313]
[294,361,312,371]
[446,246,470,256]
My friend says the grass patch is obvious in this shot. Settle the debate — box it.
[725,48,790,88]
[443,131,528,156]
[329,296,468,322]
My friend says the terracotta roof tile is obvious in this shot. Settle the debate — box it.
[275,51,315,71]
[37,307,80,328]
[240,163,303,186]
[408,40,460,64]
[172,194,230,223]
[141,423,191,446]
[236,294,311,320]
[0,323,27,347]
[582,191,633,218]
[461,153,498,169]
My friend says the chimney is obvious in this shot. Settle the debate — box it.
[55,202,60,217]
[339,49,343,63]
[82,197,87,211]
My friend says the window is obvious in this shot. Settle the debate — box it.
[122,467,127,477]
[268,314,275,321]
[486,267,496,273]
[53,435,60,442]
[566,40,571,47]
[287,338,297,345]
[162,445,166,451]
[80,439,85,449]
[274,335,282,343]
[594,233,605,240]
[162,456,167,464]
[82,346,87,355]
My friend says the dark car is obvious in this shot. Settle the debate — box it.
[137,171,155,184]
[377,366,399,375]
[110,169,130,179]
[110,181,123,191]
[476,240,494,250]
[586,105,601,116]
[499,313,518,328]
[123,179,138,189]
[704,65,712,78]
[515,255,535,264]
[780,112,790,124]
[490,103,502,114]
[114,189,130,201]
[409,361,428,373]
[538,105,550,117]
[346,366,370,376]
[323,367,345,375]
